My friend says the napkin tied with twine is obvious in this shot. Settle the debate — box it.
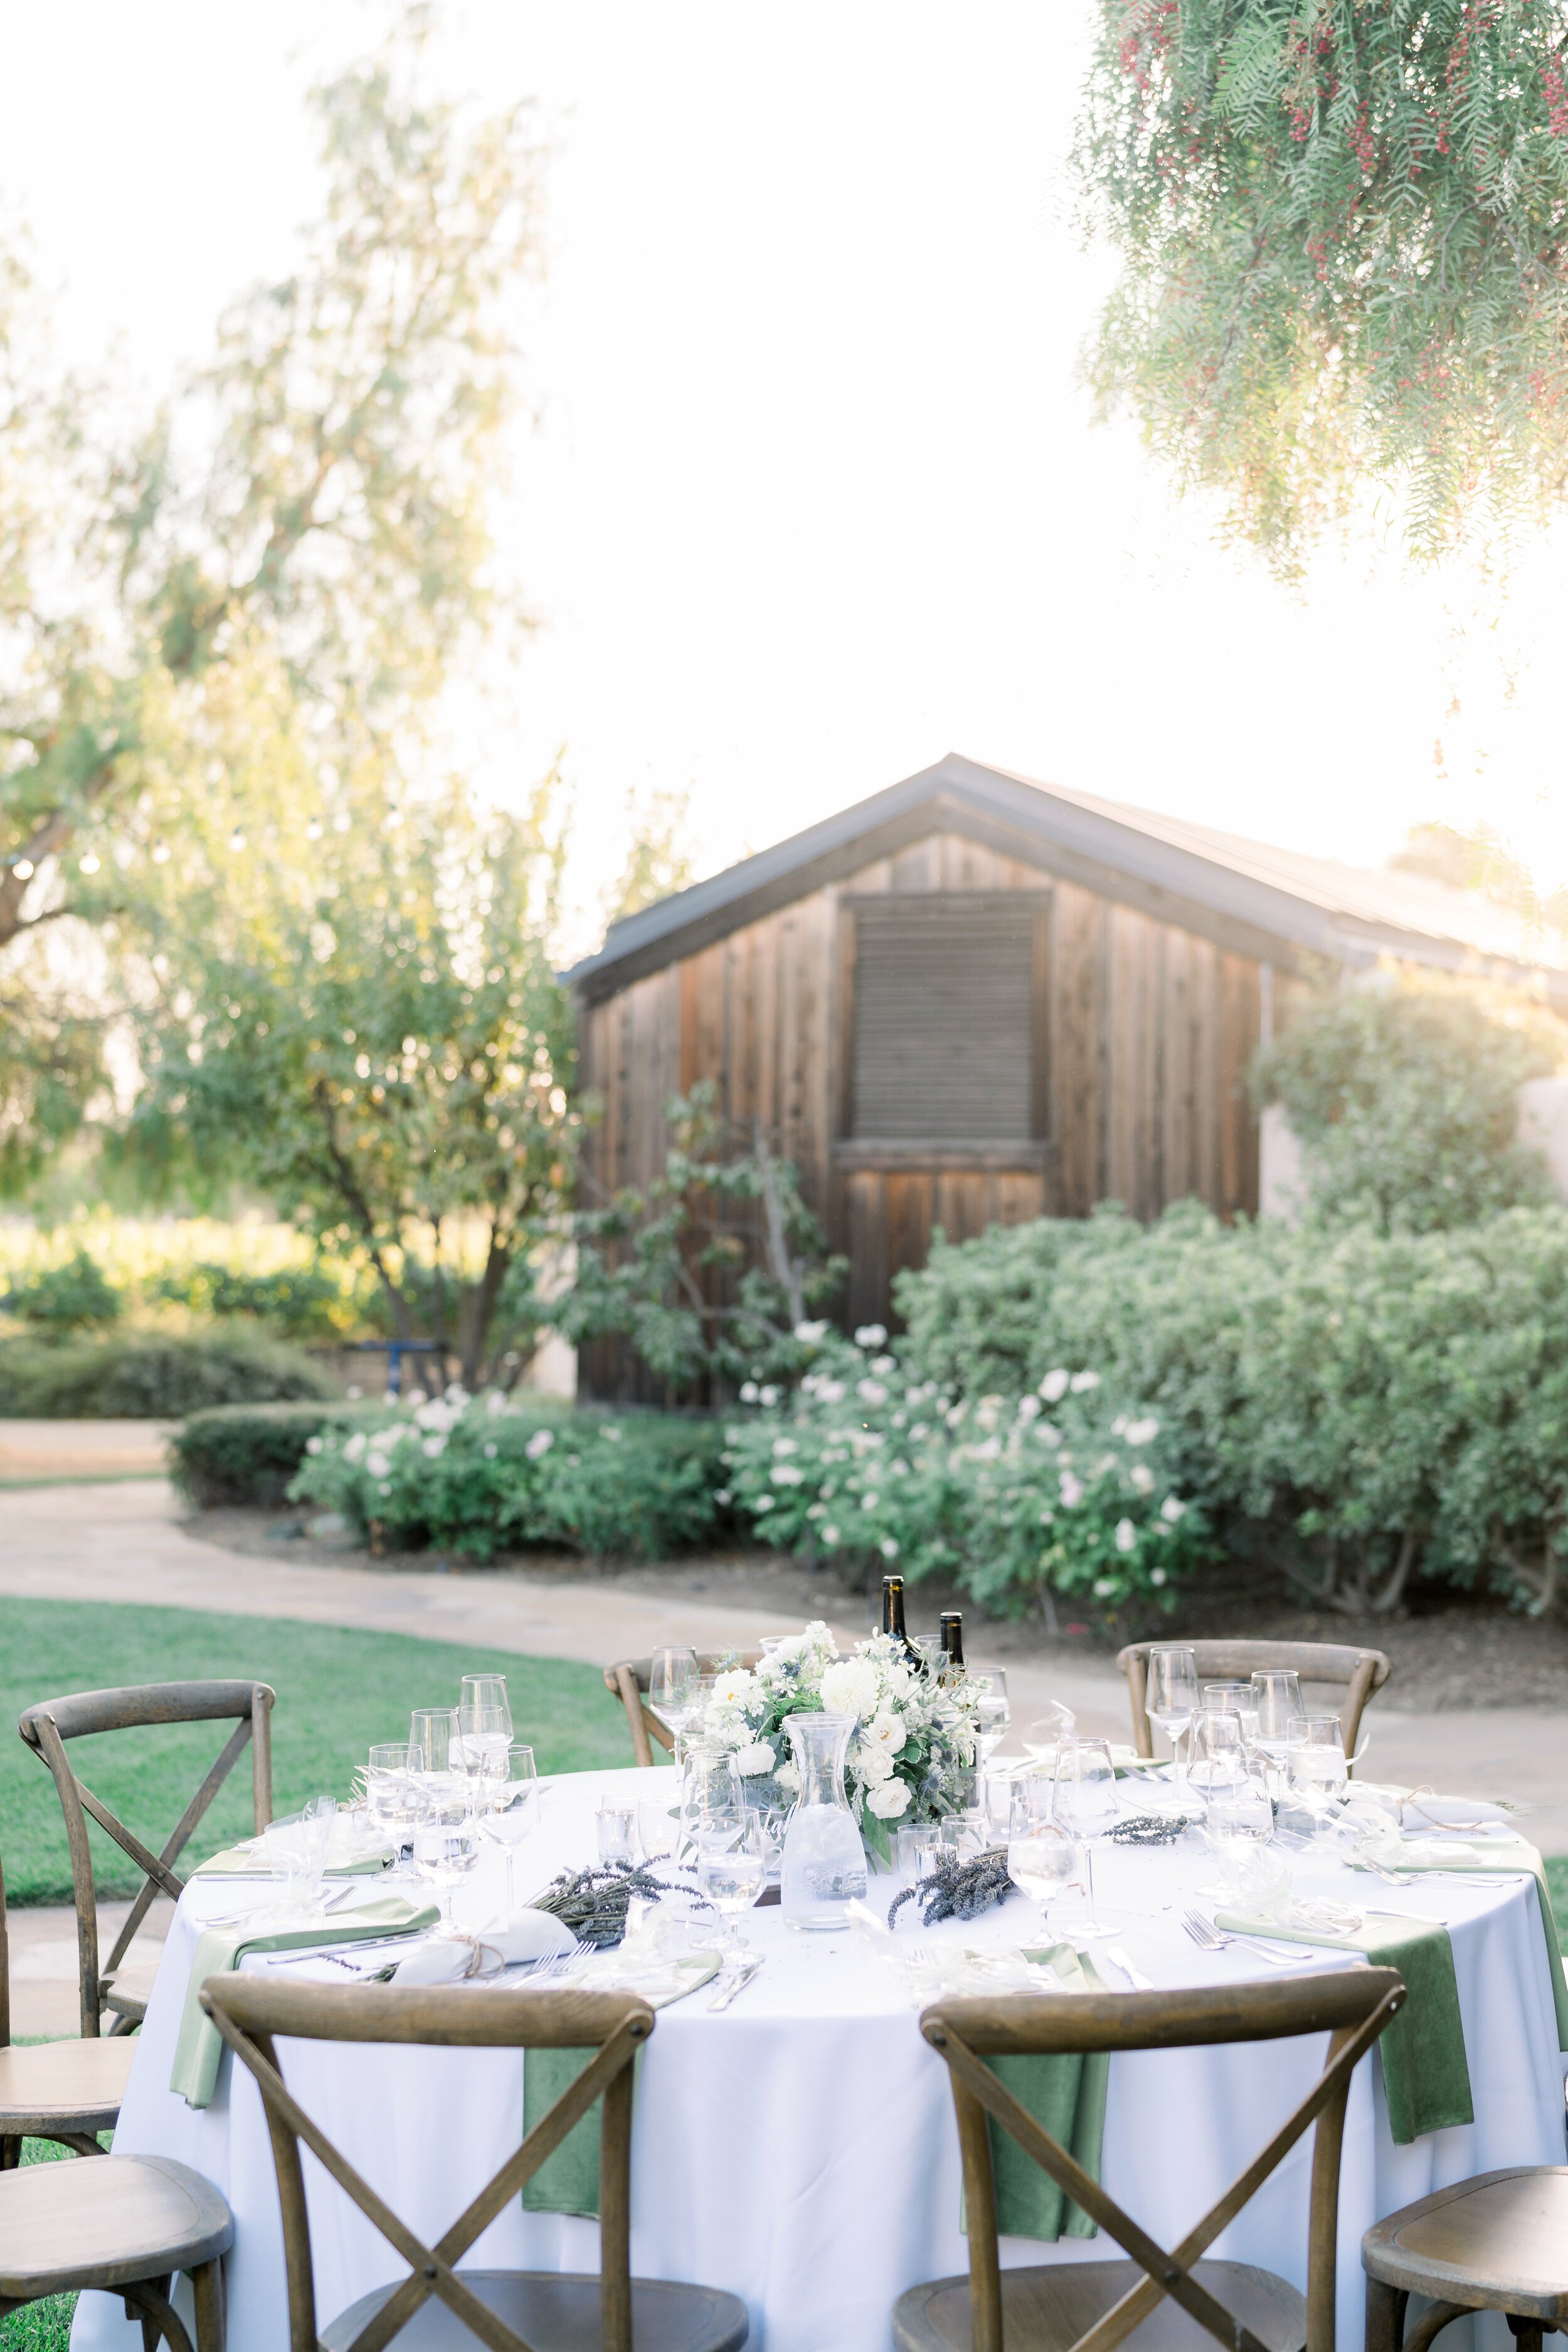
[521,1952,723,2218]
[1214,1909,1471,2144]
[170,1894,439,2109]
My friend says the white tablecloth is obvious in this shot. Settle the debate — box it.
[72,1766,1568,2352]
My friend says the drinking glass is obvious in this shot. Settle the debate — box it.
[411,1786,480,1921]
[1203,1764,1276,1897]
[1286,1714,1348,1806]
[366,1743,418,1848]
[1190,1708,1245,1791]
[480,1745,539,1916]
[457,1675,513,1803]
[971,1665,1010,1766]
[1007,1777,1085,1936]
[696,1811,766,1946]
[1201,1682,1261,1747]
[408,1707,461,1779]
[1250,1670,1305,1789]
[1051,1737,1118,1936]
[1022,1700,1076,1765]
[1145,1646,1199,1779]
[459,1673,512,1733]
[597,1799,637,1865]
[897,1822,942,1883]
[638,1799,681,1865]
[648,1646,701,1740]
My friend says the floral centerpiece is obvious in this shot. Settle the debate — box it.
[696,1620,983,1865]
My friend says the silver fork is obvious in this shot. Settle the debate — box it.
[1182,1910,1295,1966]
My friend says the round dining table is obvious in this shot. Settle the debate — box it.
[70,1764,1568,2352]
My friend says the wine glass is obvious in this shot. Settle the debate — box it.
[648,1647,701,1743]
[411,1785,480,1922]
[480,1744,539,1917]
[1022,1700,1076,1767]
[1007,1776,1084,1937]
[1145,1646,1199,1779]
[1201,1681,1260,1749]
[696,1811,765,1947]
[1203,1764,1275,1898]
[457,1675,513,1800]
[1190,1707,1245,1791]
[971,1665,1010,1783]
[366,1742,418,1850]
[1051,1737,1118,1937]
[408,1706,461,1780]
[1250,1670,1305,1791]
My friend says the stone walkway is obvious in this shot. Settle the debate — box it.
[3,1475,1564,2030]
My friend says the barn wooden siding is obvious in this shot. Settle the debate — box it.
[576,830,1266,1392]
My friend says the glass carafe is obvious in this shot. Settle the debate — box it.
[781,1713,867,1931]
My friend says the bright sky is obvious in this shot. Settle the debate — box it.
[4,0,1564,956]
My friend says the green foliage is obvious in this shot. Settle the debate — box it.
[0,1594,627,1905]
[562,1086,845,1396]
[169,1401,387,1508]
[0,13,540,1171]
[1,1246,121,1330]
[0,1328,337,1418]
[1076,0,1568,568]
[1254,979,1562,1231]
[720,1326,1212,1624]
[149,1259,362,1340]
[289,1391,728,1562]
[129,778,578,1389]
[895,1200,1568,1617]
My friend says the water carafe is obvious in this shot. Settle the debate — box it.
[781,1713,866,1930]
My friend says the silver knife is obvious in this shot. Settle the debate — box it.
[707,1955,763,2011]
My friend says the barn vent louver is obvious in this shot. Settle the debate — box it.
[849,897,1041,1143]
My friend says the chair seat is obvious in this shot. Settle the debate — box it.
[1363,2167,1568,2321]
[0,2036,137,2137]
[322,2269,750,2352]
[893,2259,1306,2352]
[102,1958,161,2025]
[0,2153,232,2301]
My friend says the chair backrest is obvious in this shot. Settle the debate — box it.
[19,1680,275,2037]
[1115,1641,1391,1767]
[203,1977,655,2352]
[923,1967,1404,2352]
[603,1652,762,1766]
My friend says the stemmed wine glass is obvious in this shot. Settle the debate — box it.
[1145,1646,1199,1781]
[480,1744,539,1917]
[1202,1682,1260,1751]
[1022,1700,1076,1766]
[1202,1762,1276,1899]
[648,1647,701,1752]
[457,1676,512,1811]
[1052,1737,1119,1938]
[1250,1670,1305,1794]
[1006,1775,1084,1937]
[971,1666,1010,1765]
[411,1784,480,1923]
[408,1707,462,1781]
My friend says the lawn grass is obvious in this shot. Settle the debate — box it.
[0,1594,632,1905]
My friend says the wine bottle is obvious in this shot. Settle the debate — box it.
[881,1574,921,1666]
[938,1611,965,1677]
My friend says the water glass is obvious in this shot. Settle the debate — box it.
[1204,1764,1276,1895]
[897,1822,943,1883]
[1007,1778,1086,1936]
[1286,1714,1348,1804]
[1190,1708,1245,1789]
[366,1743,418,1846]
[638,1799,681,1865]
[411,1787,480,1920]
[1200,1681,1261,1748]
[1051,1737,1117,1934]
[408,1707,462,1778]
[696,1811,765,1945]
[1250,1670,1305,1788]
[597,1799,637,1865]
[480,1744,539,1915]
[971,1665,1010,1764]
[457,1675,513,1803]
[1145,1646,1199,1777]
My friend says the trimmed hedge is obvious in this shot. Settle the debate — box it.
[170,1401,385,1508]
[0,1328,339,1419]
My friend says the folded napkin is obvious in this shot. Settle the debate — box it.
[1354,1833,1568,2052]
[522,1951,723,2220]
[193,1826,396,1879]
[171,1894,439,2108]
[975,1942,1110,2243]
[387,1910,580,1985]
[1214,1908,1471,2144]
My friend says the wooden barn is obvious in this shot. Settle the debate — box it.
[565,753,1551,1389]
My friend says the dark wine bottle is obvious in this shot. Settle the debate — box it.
[881,1574,922,1666]
[938,1611,965,1676]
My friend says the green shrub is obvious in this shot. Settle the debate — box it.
[170,1401,389,1507]
[289,1392,728,1561]
[148,1260,366,1342]
[1,1248,122,1332]
[720,1326,1212,1624]
[0,1328,339,1418]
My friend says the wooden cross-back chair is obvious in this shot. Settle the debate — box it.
[603,1653,762,1767]
[202,1975,750,2352]
[1115,1643,1392,1774]
[0,1838,135,2164]
[896,1967,1406,2352]
[19,1680,275,2038]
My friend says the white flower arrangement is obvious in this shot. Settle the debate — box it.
[696,1620,983,1862]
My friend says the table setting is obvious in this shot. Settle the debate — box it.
[70,1633,1568,2352]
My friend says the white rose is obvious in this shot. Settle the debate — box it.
[855,1323,887,1348]
[821,1524,840,1545]
[525,1428,553,1459]
[863,1711,907,1756]
[771,1465,805,1485]
[794,1320,829,1343]
[1039,1367,1069,1403]
[1059,1471,1084,1507]
[1070,1370,1101,1392]
[856,1743,895,1783]
[366,1453,389,1479]
[1130,1463,1155,1494]
[773,1436,799,1457]
[711,1668,758,1708]
[820,1658,880,1721]
[1160,1496,1187,1523]
[879,1536,900,1560]
[857,1379,887,1405]
[1115,1517,1137,1553]
[733,1740,776,1777]
[1126,1416,1160,1444]
[867,1779,911,1820]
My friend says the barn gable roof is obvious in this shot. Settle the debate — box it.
[565,751,1565,1002]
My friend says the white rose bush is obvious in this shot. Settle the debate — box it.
[694,1619,985,1863]
[721,1327,1210,1624]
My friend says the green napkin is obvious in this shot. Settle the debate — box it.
[967,1942,1109,2244]
[171,1894,438,2109]
[1358,1836,1568,2052]
[522,1951,723,2219]
[193,1845,395,1878]
[1215,1909,1472,2145]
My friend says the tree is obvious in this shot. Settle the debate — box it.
[1253,973,1563,1231]
[1075,0,1568,571]
[0,10,541,1177]
[603,781,697,924]
[129,779,578,1390]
